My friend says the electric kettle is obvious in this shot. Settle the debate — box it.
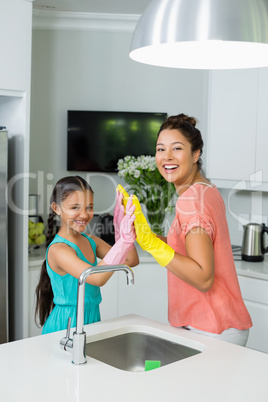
[241,223,268,262]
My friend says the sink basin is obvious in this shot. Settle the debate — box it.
[86,331,202,372]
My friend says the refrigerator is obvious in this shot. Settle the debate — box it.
[0,129,8,343]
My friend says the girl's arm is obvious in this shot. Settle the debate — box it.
[92,235,139,267]
[47,243,116,287]
[48,212,139,287]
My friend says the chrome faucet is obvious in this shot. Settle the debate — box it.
[60,264,134,365]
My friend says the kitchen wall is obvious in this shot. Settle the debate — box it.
[222,189,268,246]
[30,12,268,246]
[30,14,209,224]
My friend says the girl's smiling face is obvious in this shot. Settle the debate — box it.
[53,189,94,234]
[155,129,200,192]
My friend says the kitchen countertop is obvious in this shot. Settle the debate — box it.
[234,256,268,281]
[28,244,268,281]
[1,314,268,402]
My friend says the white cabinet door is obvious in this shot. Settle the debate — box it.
[117,262,169,324]
[238,275,268,353]
[207,69,258,182]
[256,68,268,184]
[244,300,268,353]
[99,273,118,321]
[0,0,32,91]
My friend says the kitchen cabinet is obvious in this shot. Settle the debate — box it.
[255,68,268,183]
[0,0,33,92]
[100,258,168,324]
[206,68,268,190]
[238,274,268,353]
[99,271,118,321]
[117,261,168,324]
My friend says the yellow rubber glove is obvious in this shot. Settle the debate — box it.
[116,184,130,210]
[117,185,175,267]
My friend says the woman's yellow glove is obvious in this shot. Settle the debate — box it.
[116,184,130,209]
[116,185,175,267]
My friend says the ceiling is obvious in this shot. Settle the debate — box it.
[33,0,151,15]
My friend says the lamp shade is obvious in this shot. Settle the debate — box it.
[129,0,268,69]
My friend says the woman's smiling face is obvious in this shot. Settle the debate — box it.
[54,189,94,234]
[155,129,200,191]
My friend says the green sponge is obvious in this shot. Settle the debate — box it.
[145,360,161,371]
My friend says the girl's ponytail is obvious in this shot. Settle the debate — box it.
[34,210,55,327]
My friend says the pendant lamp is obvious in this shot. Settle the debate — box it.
[129,0,268,69]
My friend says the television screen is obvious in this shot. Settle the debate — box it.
[67,110,167,172]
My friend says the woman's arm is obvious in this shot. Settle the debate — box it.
[151,230,214,292]
[166,227,215,292]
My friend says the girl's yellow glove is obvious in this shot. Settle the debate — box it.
[116,185,175,267]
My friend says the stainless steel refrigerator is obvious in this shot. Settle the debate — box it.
[0,129,8,343]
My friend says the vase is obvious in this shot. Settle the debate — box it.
[146,207,166,236]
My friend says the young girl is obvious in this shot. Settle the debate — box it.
[118,113,252,346]
[35,175,138,334]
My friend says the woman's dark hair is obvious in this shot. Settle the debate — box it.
[157,113,204,171]
[34,175,94,327]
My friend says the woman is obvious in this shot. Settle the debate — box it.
[35,175,138,334]
[118,113,252,346]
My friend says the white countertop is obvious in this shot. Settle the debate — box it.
[0,315,268,402]
[234,256,268,280]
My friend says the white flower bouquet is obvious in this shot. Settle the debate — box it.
[117,155,176,235]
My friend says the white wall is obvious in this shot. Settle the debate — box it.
[30,17,209,221]
[30,13,268,249]
[220,189,268,246]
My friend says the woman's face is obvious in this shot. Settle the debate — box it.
[155,129,200,190]
[54,189,94,234]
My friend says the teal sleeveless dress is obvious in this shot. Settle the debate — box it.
[42,233,102,334]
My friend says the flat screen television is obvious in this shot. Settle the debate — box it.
[67,110,167,172]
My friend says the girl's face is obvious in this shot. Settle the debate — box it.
[53,190,94,234]
[155,129,200,190]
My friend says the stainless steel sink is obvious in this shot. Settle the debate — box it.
[86,331,202,372]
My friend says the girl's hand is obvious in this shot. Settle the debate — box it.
[119,196,136,244]
[103,199,136,266]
